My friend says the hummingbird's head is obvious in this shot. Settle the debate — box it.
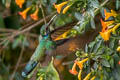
[40,24,49,36]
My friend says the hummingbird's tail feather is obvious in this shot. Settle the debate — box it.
[22,61,38,77]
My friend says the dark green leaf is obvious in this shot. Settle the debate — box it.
[50,0,57,5]
[109,58,114,68]
[93,40,102,53]
[36,58,60,80]
[88,41,96,53]
[47,57,60,80]
[109,38,115,49]
[96,47,105,55]
[74,12,82,21]
[90,16,96,29]
[101,59,110,67]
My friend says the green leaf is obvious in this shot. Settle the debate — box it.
[93,40,102,53]
[90,16,96,29]
[105,48,114,55]
[36,57,60,80]
[50,0,57,5]
[89,0,100,8]
[101,59,110,67]
[96,47,105,55]
[2,0,5,5]
[89,41,95,53]
[74,12,82,21]
[109,58,114,68]
[47,57,60,80]
[100,7,105,19]
[109,38,115,49]
[40,0,47,6]
[116,0,120,10]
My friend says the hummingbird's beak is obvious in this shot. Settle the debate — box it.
[45,14,57,29]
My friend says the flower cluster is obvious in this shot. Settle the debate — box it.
[69,58,96,80]
[18,6,39,20]
[15,0,39,20]
[53,1,71,14]
[100,9,120,41]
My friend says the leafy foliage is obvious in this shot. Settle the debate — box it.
[0,0,120,80]
[36,58,60,80]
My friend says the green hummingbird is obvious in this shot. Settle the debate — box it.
[22,15,57,77]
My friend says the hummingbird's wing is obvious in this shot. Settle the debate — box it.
[51,22,77,42]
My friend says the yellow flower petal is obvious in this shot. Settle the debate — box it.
[62,5,70,14]
[90,76,96,80]
[54,30,70,41]
[40,77,43,80]
[100,29,112,41]
[75,58,88,70]
[83,72,92,80]
[111,10,117,15]
[117,46,120,52]
[78,70,82,80]
[112,23,120,34]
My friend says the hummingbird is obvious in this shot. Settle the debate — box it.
[21,15,58,77]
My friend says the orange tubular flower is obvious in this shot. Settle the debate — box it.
[62,5,70,14]
[15,0,25,8]
[100,18,115,41]
[83,72,92,80]
[30,7,39,20]
[69,62,78,75]
[101,19,107,31]
[54,1,68,14]
[100,29,112,41]
[104,9,118,20]
[100,19,114,32]
[19,7,31,20]
[75,58,88,70]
